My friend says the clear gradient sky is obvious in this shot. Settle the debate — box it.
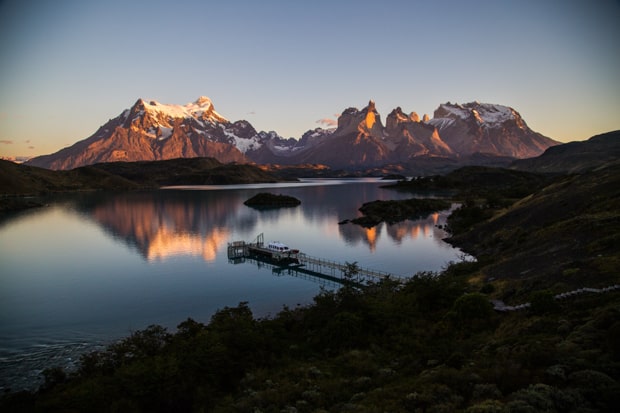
[0,0,618,159]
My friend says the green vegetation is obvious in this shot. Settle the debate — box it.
[243,193,301,208]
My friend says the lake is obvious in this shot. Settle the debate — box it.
[0,178,468,391]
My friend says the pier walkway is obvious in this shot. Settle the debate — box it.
[227,233,404,285]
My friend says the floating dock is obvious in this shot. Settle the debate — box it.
[227,233,403,285]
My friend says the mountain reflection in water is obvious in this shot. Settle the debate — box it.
[74,183,452,262]
[86,194,233,262]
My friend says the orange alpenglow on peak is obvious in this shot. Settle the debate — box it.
[365,100,377,129]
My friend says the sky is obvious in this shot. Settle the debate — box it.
[0,0,619,159]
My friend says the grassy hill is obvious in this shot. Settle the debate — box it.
[446,162,620,300]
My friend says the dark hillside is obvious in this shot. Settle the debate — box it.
[388,166,555,201]
[0,159,138,196]
[90,157,282,186]
[448,162,620,297]
[0,158,285,199]
[511,130,620,173]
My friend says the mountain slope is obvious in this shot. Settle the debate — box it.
[428,102,558,158]
[90,157,281,186]
[0,159,139,195]
[0,157,283,198]
[27,98,249,170]
[511,130,620,173]
[447,161,620,294]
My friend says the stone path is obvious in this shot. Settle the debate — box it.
[492,284,620,312]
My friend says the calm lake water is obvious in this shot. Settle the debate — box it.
[0,178,468,391]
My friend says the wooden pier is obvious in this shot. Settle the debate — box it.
[227,233,403,285]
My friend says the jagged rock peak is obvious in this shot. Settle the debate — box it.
[366,99,377,113]
[362,99,381,131]
[194,95,214,107]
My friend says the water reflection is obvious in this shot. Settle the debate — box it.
[337,209,453,251]
[69,182,455,262]
[76,191,254,262]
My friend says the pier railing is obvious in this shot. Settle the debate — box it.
[297,253,402,283]
[227,234,404,285]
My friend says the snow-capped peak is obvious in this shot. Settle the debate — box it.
[431,102,524,129]
[133,97,228,124]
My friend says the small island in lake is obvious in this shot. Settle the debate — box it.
[349,198,451,228]
[243,193,301,208]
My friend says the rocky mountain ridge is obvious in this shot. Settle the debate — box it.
[26,97,559,170]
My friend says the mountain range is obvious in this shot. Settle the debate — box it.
[26,97,558,170]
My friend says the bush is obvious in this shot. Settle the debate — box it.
[529,290,559,315]
[451,293,495,331]
[465,399,504,413]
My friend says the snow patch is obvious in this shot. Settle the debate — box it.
[434,102,518,128]
[427,118,455,130]
[158,126,173,140]
[223,129,263,153]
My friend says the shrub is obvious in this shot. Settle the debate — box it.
[451,293,495,331]
[529,290,559,315]
[465,399,504,413]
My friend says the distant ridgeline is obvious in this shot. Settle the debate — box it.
[25,97,558,171]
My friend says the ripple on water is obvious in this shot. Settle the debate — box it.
[0,339,108,392]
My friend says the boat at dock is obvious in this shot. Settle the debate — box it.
[253,241,300,262]
[228,233,300,263]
